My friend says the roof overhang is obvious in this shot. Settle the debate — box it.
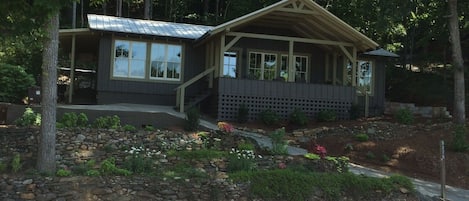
[362,48,400,58]
[59,28,92,36]
[203,0,379,52]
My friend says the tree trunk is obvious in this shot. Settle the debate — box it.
[116,0,122,17]
[144,0,151,19]
[203,0,209,23]
[448,0,465,124]
[37,11,59,173]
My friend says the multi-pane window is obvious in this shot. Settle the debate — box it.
[150,44,181,80]
[112,39,182,81]
[113,40,146,78]
[223,52,237,78]
[345,60,374,94]
[249,52,277,80]
[281,55,309,82]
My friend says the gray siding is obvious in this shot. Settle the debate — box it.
[96,35,206,105]
[216,78,356,121]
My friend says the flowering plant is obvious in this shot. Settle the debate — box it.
[313,145,327,158]
[227,148,262,172]
[124,146,162,173]
[217,122,234,133]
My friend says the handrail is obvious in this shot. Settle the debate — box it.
[175,67,215,112]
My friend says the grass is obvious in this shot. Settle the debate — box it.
[229,169,415,201]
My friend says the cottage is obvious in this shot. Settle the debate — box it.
[59,0,398,121]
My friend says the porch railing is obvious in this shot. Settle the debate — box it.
[175,67,215,112]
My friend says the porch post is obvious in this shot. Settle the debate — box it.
[325,54,329,83]
[68,34,76,103]
[219,34,226,77]
[288,40,294,82]
[333,53,337,85]
[352,46,357,86]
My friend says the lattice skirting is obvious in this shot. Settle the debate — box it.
[217,94,352,121]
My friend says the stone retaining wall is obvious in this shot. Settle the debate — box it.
[385,101,451,118]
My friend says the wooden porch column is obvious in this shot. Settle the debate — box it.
[288,40,294,82]
[68,34,76,103]
[325,54,329,83]
[352,46,357,86]
[332,53,337,85]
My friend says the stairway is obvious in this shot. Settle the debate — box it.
[177,90,212,112]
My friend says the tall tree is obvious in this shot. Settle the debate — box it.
[448,0,465,124]
[144,0,151,19]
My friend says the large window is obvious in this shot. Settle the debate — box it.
[345,60,374,95]
[223,52,237,78]
[113,40,146,78]
[281,55,308,82]
[249,52,277,80]
[112,39,182,82]
[150,44,181,80]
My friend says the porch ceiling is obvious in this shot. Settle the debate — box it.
[206,0,379,52]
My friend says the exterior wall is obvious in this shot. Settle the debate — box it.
[96,35,206,105]
[216,77,356,121]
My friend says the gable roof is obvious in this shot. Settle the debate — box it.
[87,14,212,40]
[206,0,379,52]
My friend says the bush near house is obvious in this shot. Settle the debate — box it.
[0,63,35,103]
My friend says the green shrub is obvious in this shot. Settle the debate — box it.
[289,108,308,126]
[365,151,376,160]
[11,153,22,173]
[162,162,208,180]
[394,108,414,125]
[237,104,249,123]
[0,63,35,103]
[15,107,41,127]
[143,125,155,131]
[184,108,200,131]
[0,161,6,173]
[77,113,89,127]
[93,115,121,129]
[56,169,72,177]
[227,149,258,172]
[269,128,288,155]
[259,109,280,125]
[99,157,131,176]
[349,104,361,120]
[122,124,137,132]
[451,125,469,152]
[237,141,255,151]
[58,112,87,128]
[317,110,336,122]
[72,159,96,175]
[355,133,369,142]
[85,170,100,176]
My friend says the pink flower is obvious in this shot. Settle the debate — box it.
[278,162,287,169]
[314,145,327,158]
[217,122,234,133]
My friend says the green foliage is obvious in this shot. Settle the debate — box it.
[99,157,131,176]
[237,104,249,123]
[11,153,22,173]
[349,104,361,120]
[325,156,350,173]
[0,161,6,173]
[366,151,376,160]
[230,169,415,201]
[451,125,469,152]
[143,125,155,131]
[72,159,97,175]
[184,108,200,131]
[289,108,309,126]
[259,109,280,125]
[355,133,369,142]
[93,115,121,129]
[122,124,137,132]
[317,110,337,122]
[0,63,35,103]
[56,169,71,177]
[85,170,100,176]
[227,149,258,172]
[15,107,41,127]
[382,154,391,163]
[394,108,414,125]
[237,141,255,151]
[58,112,89,128]
[304,153,321,160]
[269,128,288,155]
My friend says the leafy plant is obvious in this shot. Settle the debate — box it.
[143,125,155,131]
[289,108,309,126]
[349,104,361,120]
[304,153,321,160]
[99,157,131,176]
[237,141,255,151]
[394,108,414,125]
[269,128,288,155]
[451,125,469,152]
[317,110,337,122]
[227,148,259,172]
[0,161,6,173]
[93,115,121,129]
[123,146,159,174]
[382,154,391,163]
[77,113,89,127]
[122,124,137,132]
[237,103,249,123]
[168,149,225,160]
[355,133,369,142]
[15,107,41,127]
[58,112,88,128]
[11,153,22,173]
[184,107,200,131]
[0,63,35,103]
[313,145,327,158]
[56,169,71,177]
[365,151,376,159]
[259,109,280,125]
[85,170,100,176]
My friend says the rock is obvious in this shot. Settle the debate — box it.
[20,193,35,200]
[36,193,57,201]
[22,179,33,185]
[80,144,88,150]
[399,187,410,194]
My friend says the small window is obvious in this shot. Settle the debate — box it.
[281,55,308,82]
[223,52,237,78]
[113,40,146,79]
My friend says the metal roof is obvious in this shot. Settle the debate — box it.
[363,48,400,58]
[87,14,212,40]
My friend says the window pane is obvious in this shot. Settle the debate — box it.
[167,45,181,63]
[249,53,261,79]
[150,44,166,78]
[358,61,372,92]
[280,56,288,81]
[130,60,145,78]
[167,62,180,79]
[113,58,129,77]
[151,61,165,78]
[132,42,147,60]
[223,52,237,78]
[115,40,129,58]
[264,54,276,80]
[295,56,308,82]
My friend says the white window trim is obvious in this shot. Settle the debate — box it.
[344,59,375,96]
[281,54,309,82]
[113,40,146,79]
[248,51,278,80]
[149,43,182,81]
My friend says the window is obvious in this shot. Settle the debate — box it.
[281,55,309,82]
[113,40,146,78]
[223,52,237,78]
[345,60,374,94]
[248,52,277,80]
[150,43,181,81]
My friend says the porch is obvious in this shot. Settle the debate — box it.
[215,77,356,121]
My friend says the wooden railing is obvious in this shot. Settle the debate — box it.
[175,67,215,112]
